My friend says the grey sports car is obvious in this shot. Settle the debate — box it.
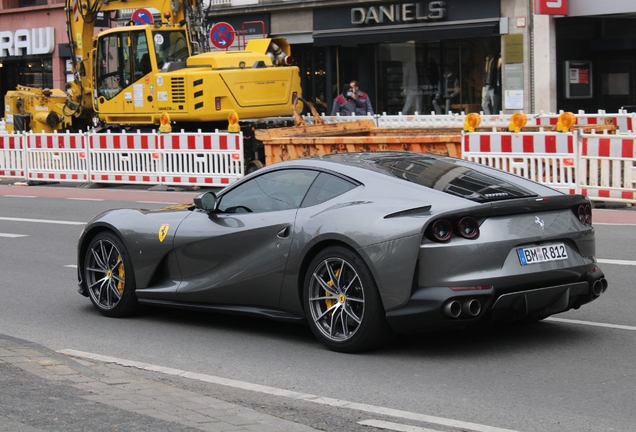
[77,152,607,352]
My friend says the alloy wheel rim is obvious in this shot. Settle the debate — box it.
[85,239,125,310]
[308,257,365,342]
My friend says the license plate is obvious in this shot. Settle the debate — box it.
[517,243,568,265]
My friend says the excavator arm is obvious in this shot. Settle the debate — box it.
[65,0,209,125]
[4,0,301,134]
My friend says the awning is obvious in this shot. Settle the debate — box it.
[313,19,500,46]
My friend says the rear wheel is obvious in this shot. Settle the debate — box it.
[84,232,138,317]
[304,246,394,353]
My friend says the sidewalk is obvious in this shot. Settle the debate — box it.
[0,334,318,432]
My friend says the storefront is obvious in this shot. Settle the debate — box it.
[312,0,503,115]
[0,6,67,119]
[553,0,636,113]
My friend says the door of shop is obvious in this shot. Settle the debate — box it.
[597,51,636,112]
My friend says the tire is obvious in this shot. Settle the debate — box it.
[304,246,394,353]
[84,232,138,317]
[245,160,264,175]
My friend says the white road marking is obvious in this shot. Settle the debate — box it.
[359,419,440,432]
[67,198,105,201]
[59,349,519,432]
[0,233,28,238]
[0,216,85,225]
[1,195,37,198]
[64,265,77,268]
[597,258,636,266]
[546,317,636,331]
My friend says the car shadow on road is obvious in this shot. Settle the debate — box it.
[121,305,597,356]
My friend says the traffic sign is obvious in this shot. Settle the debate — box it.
[131,8,154,25]
[210,22,235,50]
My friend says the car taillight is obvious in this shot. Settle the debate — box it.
[454,216,480,239]
[430,219,452,242]
[574,203,592,226]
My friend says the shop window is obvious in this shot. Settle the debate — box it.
[18,60,52,89]
[299,46,327,115]
[376,38,500,116]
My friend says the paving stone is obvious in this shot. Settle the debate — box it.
[0,333,320,432]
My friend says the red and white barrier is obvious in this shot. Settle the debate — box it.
[25,132,88,182]
[159,132,243,186]
[462,131,577,194]
[376,113,464,128]
[579,133,636,203]
[535,110,635,133]
[87,131,161,184]
[0,133,25,179]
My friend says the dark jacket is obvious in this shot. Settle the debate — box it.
[331,84,358,116]
[353,90,374,115]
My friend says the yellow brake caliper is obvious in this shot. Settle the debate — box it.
[116,255,125,295]
[324,268,340,310]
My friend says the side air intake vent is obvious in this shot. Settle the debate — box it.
[171,77,186,104]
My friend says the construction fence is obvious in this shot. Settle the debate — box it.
[0,130,244,187]
[1,114,635,205]
[462,130,635,205]
[303,109,636,134]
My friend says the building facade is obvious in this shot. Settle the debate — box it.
[0,1,66,120]
[1,0,635,121]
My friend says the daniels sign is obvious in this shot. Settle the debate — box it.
[534,0,568,15]
[351,1,447,25]
[0,27,55,58]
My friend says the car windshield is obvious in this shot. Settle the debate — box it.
[368,154,536,203]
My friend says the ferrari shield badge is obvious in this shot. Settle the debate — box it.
[158,224,170,242]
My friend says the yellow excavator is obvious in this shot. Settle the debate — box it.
[4,0,301,139]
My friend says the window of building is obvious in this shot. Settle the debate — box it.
[376,38,501,115]
[15,60,52,88]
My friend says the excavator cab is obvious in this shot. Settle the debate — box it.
[94,26,190,119]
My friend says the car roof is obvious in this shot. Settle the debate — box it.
[273,152,555,204]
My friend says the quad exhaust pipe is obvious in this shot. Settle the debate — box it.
[443,299,482,318]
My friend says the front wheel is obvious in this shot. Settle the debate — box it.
[84,232,138,317]
[304,246,394,353]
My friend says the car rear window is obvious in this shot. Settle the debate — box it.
[301,172,358,207]
[370,155,536,203]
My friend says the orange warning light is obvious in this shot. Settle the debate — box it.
[509,112,527,132]
[463,113,481,132]
[159,113,172,133]
[557,112,576,132]
[228,111,240,133]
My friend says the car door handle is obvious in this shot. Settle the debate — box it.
[277,226,291,239]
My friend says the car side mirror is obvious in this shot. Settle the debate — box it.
[193,191,217,212]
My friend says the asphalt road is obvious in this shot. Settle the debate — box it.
[0,184,635,432]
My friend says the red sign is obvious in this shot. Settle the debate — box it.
[131,8,154,25]
[210,22,235,50]
[534,0,568,15]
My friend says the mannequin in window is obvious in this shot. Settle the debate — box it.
[402,62,426,115]
[482,53,501,114]
[433,70,459,114]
